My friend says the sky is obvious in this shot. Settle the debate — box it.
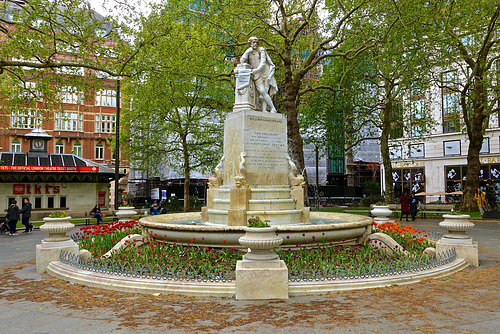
[87,0,161,18]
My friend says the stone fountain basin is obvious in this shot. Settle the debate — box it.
[139,212,373,248]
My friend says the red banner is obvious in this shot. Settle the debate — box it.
[0,166,98,172]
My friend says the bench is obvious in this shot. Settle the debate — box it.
[420,204,455,218]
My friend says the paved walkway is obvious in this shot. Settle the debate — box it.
[0,218,499,333]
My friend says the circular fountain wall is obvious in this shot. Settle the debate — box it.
[139,212,373,248]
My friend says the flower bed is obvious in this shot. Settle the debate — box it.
[74,220,439,277]
[371,221,435,253]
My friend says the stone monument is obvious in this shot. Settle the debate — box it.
[201,37,309,226]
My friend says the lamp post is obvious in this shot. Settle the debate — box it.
[315,144,319,212]
[114,79,121,211]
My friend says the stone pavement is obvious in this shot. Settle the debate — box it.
[0,218,499,334]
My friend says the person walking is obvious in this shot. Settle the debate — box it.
[409,193,421,221]
[399,192,410,222]
[475,187,487,215]
[20,198,33,234]
[6,199,20,236]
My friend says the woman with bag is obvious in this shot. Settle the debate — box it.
[6,199,20,236]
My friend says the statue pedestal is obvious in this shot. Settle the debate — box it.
[203,110,308,225]
[223,110,288,186]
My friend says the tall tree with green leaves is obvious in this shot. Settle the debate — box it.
[300,0,436,203]
[191,0,392,187]
[0,0,170,123]
[425,1,500,211]
[122,4,233,212]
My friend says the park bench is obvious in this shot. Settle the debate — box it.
[419,204,455,218]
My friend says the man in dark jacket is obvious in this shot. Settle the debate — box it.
[20,198,33,233]
[6,199,20,236]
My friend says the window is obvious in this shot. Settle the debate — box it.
[444,140,461,156]
[59,86,83,104]
[392,167,425,199]
[55,112,82,131]
[410,80,426,137]
[11,110,41,129]
[95,89,116,107]
[19,82,40,100]
[389,145,402,160]
[34,197,42,209]
[95,143,104,160]
[442,71,460,133]
[47,197,54,209]
[57,66,83,76]
[60,197,67,208]
[73,142,82,157]
[95,114,116,133]
[409,143,425,159]
[55,141,64,154]
[480,138,490,154]
[390,101,404,139]
[11,140,21,152]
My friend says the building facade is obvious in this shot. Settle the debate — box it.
[383,68,500,203]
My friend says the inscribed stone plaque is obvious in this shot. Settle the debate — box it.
[236,69,252,90]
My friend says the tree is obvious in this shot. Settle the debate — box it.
[121,4,233,212]
[425,1,500,211]
[300,0,436,203]
[0,0,170,122]
[193,0,391,188]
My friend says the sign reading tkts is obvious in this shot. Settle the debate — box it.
[14,184,60,194]
[0,166,98,172]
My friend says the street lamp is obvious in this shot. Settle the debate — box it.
[114,79,121,211]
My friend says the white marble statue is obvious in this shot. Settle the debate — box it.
[240,37,278,113]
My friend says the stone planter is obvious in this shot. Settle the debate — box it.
[116,206,137,222]
[439,214,474,241]
[40,216,74,242]
[371,205,392,223]
[436,214,478,266]
[238,226,283,261]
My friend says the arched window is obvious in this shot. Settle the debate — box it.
[95,143,104,160]
[73,142,82,157]
[11,140,21,152]
[55,141,64,154]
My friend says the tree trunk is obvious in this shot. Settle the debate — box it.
[182,136,191,212]
[282,46,308,200]
[381,86,395,203]
[461,75,485,212]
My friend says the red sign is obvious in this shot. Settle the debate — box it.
[13,184,60,194]
[0,166,98,172]
[13,184,25,194]
[98,191,106,206]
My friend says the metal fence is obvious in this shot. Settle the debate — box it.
[288,248,456,282]
[61,247,457,284]
[59,251,235,282]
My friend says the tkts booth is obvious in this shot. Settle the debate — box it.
[0,129,116,220]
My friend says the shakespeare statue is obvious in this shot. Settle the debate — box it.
[239,37,278,113]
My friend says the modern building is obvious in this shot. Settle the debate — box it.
[383,70,500,203]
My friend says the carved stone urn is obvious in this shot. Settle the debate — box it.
[116,206,137,222]
[439,214,474,241]
[40,216,74,242]
[238,226,283,261]
[371,205,392,223]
